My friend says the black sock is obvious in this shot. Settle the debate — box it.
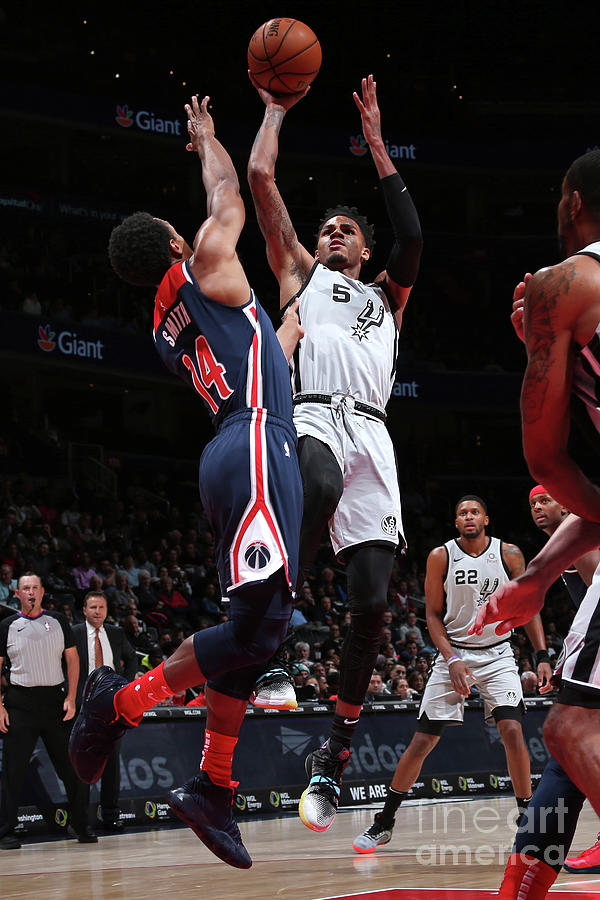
[515,795,532,828]
[379,787,406,826]
[328,713,360,755]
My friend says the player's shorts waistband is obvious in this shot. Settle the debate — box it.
[293,391,387,423]
[218,407,297,441]
[449,639,511,651]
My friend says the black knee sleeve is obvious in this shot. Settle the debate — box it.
[338,545,395,706]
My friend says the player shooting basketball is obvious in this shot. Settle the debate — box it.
[247,73,423,833]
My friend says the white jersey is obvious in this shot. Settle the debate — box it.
[292,262,398,408]
[443,537,510,647]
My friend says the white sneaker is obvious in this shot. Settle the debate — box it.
[249,668,297,710]
[352,813,395,853]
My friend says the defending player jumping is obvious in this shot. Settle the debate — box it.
[68,95,304,869]
[247,73,423,832]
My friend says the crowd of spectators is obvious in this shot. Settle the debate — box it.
[0,466,575,711]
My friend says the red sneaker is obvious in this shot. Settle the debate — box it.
[564,838,600,873]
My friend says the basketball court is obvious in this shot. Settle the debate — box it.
[3,797,600,899]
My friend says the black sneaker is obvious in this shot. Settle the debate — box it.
[68,666,131,784]
[298,743,351,832]
[67,824,98,844]
[167,772,252,869]
[352,812,395,853]
[0,828,21,850]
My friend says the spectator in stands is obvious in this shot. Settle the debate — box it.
[365,671,391,702]
[407,670,425,696]
[398,611,425,648]
[389,677,414,700]
[521,671,539,696]
[0,564,17,609]
[72,552,96,593]
[118,553,140,588]
[114,571,137,614]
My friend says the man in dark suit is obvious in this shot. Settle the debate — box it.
[72,590,138,831]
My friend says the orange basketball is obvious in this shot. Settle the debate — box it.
[248,17,322,95]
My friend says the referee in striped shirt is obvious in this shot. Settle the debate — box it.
[0,572,96,849]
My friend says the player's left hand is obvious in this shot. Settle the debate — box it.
[469,573,546,636]
[536,661,553,693]
[353,74,383,146]
[185,95,214,152]
[63,697,76,721]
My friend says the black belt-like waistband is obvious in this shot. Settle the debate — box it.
[450,638,510,651]
[293,392,386,423]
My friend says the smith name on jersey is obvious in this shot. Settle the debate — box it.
[292,263,399,407]
[153,259,294,427]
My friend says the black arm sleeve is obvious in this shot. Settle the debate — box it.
[381,172,423,289]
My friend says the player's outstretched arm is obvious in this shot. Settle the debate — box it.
[185,95,244,240]
[247,75,314,306]
[185,96,250,305]
[276,299,304,362]
[353,74,422,322]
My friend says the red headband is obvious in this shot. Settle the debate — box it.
[529,485,548,501]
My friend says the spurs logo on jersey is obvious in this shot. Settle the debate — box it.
[292,262,398,407]
[351,297,385,342]
[478,577,499,607]
[443,536,510,646]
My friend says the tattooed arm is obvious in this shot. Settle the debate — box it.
[247,79,315,307]
[521,257,600,522]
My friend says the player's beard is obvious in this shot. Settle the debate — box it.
[324,250,348,269]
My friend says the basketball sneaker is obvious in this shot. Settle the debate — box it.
[352,812,395,853]
[167,772,252,869]
[298,742,351,832]
[250,667,298,710]
[68,666,131,784]
[564,837,600,873]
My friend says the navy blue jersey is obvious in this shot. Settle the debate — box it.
[153,260,293,428]
[152,260,302,594]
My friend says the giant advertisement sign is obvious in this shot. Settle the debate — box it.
[0,699,551,836]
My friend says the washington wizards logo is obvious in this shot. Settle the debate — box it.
[244,541,271,570]
[351,297,384,342]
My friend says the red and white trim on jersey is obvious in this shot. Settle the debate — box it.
[242,295,264,408]
[230,292,290,591]
[153,261,190,339]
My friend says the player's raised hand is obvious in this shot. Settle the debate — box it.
[353,75,383,147]
[185,95,214,152]
[510,272,533,343]
[470,573,546,637]
[248,71,310,111]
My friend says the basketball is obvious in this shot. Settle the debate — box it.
[248,18,322,95]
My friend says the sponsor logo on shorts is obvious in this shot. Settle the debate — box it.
[506,690,517,703]
[380,514,397,537]
[244,541,271,570]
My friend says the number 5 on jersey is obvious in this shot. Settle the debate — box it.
[182,335,233,414]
